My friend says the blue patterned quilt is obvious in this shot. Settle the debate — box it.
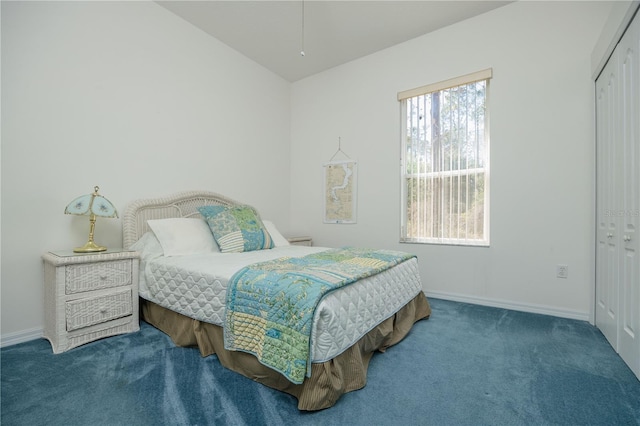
[224,247,415,384]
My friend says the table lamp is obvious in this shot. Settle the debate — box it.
[64,186,118,253]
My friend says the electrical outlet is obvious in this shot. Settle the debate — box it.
[556,264,568,279]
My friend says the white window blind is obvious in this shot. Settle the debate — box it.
[399,69,491,246]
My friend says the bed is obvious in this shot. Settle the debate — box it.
[122,190,431,410]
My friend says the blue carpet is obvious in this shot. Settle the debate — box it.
[2,298,639,425]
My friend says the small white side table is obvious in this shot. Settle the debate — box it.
[42,249,140,354]
[287,236,313,246]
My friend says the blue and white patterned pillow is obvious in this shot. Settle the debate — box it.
[198,205,274,253]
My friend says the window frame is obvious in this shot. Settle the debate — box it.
[398,69,492,247]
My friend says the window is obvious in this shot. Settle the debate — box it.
[398,69,491,246]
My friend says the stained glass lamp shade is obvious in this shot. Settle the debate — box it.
[64,186,118,253]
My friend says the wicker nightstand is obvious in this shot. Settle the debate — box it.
[42,249,140,354]
[287,236,313,246]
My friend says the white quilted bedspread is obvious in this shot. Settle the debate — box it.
[139,245,423,363]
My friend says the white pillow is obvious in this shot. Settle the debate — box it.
[147,218,219,256]
[130,231,164,260]
[262,220,290,247]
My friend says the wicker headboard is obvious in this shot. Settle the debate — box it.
[122,190,243,249]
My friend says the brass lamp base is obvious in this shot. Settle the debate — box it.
[72,212,108,253]
[73,241,107,253]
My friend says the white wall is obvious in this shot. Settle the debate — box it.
[1,1,291,338]
[0,0,618,343]
[290,1,613,320]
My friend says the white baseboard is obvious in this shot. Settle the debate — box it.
[1,327,43,348]
[425,290,591,322]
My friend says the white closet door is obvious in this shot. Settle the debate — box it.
[595,51,621,350]
[618,15,640,378]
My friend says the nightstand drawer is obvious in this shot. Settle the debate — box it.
[65,289,132,331]
[65,259,132,294]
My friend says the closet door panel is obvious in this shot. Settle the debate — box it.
[595,51,620,350]
[618,16,640,378]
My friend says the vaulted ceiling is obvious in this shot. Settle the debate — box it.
[157,1,511,82]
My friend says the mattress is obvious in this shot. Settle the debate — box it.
[137,244,424,363]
